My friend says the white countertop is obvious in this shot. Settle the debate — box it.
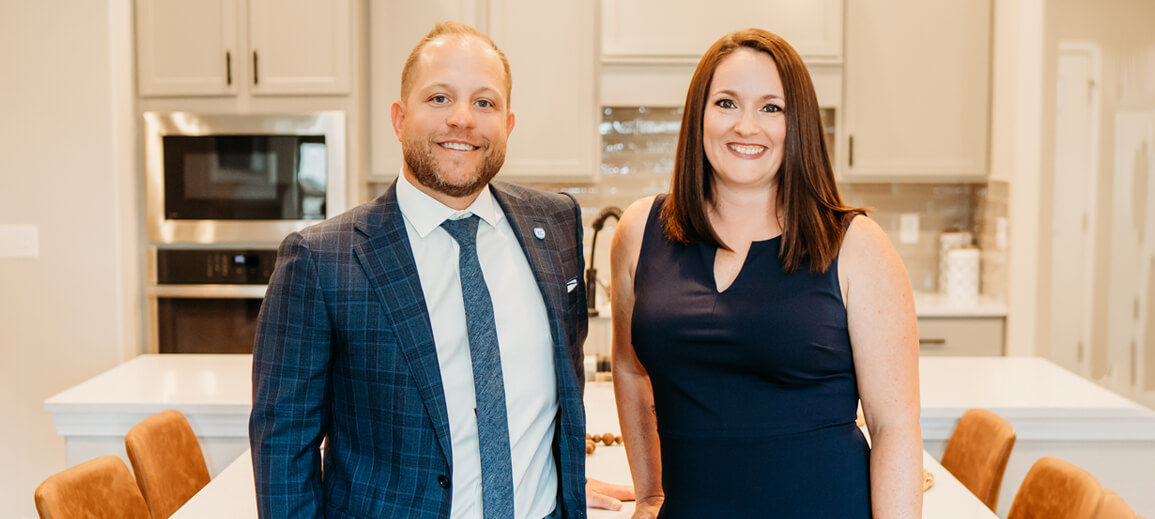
[912,291,1007,318]
[175,448,996,519]
[45,354,251,412]
[46,354,1155,442]
[172,383,996,519]
[582,383,995,518]
[44,354,252,437]
[918,357,1155,440]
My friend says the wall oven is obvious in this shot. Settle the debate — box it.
[143,111,346,245]
[143,112,345,353]
[146,247,277,354]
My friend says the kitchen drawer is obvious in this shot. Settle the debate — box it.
[916,317,1004,356]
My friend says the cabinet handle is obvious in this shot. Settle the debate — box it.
[848,135,854,167]
[225,51,232,85]
[253,51,259,85]
[919,338,947,348]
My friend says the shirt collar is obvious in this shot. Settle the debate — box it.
[395,169,502,238]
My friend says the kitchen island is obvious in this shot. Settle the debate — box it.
[45,355,1155,515]
[43,354,252,475]
[171,383,995,518]
[918,356,1155,516]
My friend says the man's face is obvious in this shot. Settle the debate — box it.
[391,36,514,203]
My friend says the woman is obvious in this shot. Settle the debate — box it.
[609,28,922,518]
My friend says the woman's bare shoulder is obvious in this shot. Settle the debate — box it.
[611,195,658,267]
[840,213,897,270]
[839,212,913,309]
[615,196,658,245]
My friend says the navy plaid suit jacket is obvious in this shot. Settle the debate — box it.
[250,180,589,518]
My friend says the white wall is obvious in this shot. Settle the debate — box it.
[0,1,138,517]
[1029,0,1155,403]
[1001,0,1047,359]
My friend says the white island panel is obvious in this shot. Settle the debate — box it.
[44,354,253,475]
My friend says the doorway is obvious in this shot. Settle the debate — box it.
[1050,42,1101,377]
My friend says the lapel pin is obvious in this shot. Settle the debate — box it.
[534,227,546,240]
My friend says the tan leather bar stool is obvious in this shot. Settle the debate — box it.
[1094,489,1145,519]
[34,455,151,519]
[1007,456,1103,519]
[125,409,211,519]
[940,407,1017,511]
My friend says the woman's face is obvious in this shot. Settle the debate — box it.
[702,48,787,191]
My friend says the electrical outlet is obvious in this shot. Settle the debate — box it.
[899,213,919,244]
[996,217,1008,250]
[0,225,38,258]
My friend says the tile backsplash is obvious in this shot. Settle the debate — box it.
[521,106,1008,299]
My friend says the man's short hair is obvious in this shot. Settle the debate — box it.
[399,22,513,106]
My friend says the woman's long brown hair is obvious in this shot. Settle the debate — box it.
[662,28,865,273]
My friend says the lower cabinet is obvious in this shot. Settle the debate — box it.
[916,317,1005,356]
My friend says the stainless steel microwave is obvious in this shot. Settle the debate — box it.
[143,112,346,245]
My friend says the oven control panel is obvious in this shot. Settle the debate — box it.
[156,249,277,285]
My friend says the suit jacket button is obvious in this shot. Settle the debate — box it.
[437,475,451,488]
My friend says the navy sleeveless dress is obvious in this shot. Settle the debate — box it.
[631,195,871,518]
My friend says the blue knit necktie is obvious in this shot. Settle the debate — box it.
[441,215,515,519]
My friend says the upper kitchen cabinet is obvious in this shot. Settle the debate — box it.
[369,0,596,181]
[601,0,843,64]
[599,0,842,112]
[135,0,237,96]
[135,0,352,97]
[841,0,992,181]
[368,0,483,180]
[486,0,596,180]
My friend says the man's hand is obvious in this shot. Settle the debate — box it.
[586,477,636,510]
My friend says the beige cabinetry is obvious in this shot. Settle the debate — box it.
[368,0,596,181]
[487,0,596,180]
[597,0,843,160]
[368,0,481,180]
[600,0,842,63]
[841,0,991,181]
[135,0,237,96]
[135,0,352,97]
[917,317,1005,356]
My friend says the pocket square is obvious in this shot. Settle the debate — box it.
[566,277,578,293]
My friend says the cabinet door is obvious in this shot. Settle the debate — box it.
[368,0,482,179]
[136,0,239,96]
[488,0,597,180]
[842,0,991,180]
[248,0,352,96]
[917,317,1004,356]
[601,0,842,63]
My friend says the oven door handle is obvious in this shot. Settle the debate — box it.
[149,284,269,298]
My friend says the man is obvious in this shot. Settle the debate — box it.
[250,22,629,518]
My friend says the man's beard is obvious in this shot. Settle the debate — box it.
[403,137,505,198]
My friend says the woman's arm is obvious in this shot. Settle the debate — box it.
[610,196,665,519]
[840,215,923,518]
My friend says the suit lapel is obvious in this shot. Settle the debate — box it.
[493,184,587,513]
[491,184,570,363]
[351,182,453,464]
